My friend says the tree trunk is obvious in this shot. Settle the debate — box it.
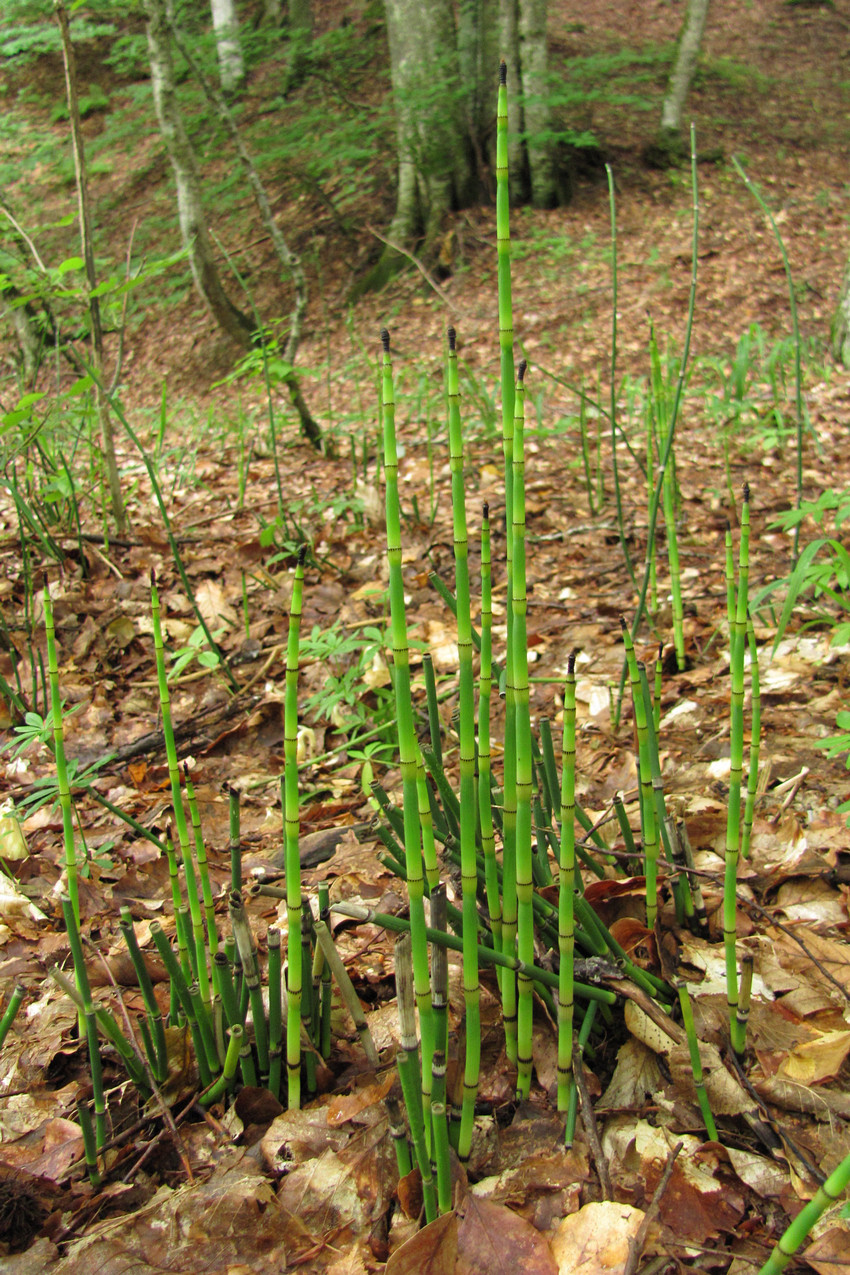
[660,0,710,134]
[0,283,41,386]
[831,262,850,367]
[210,0,245,95]
[55,0,126,534]
[518,0,557,207]
[372,0,561,292]
[169,21,322,448]
[143,0,254,348]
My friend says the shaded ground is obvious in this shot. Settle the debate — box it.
[0,0,849,1270]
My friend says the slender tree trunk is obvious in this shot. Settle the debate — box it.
[144,0,254,348]
[661,0,710,134]
[831,263,850,367]
[0,284,41,385]
[55,1,126,533]
[169,22,322,448]
[210,0,245,95]
[499,0,526,203]
[518,0,556,207]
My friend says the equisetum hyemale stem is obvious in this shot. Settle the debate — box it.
[379,327,434,1121]
[394,933,438,1223]
[620,620,659,928]
[446,326,481,1157]
[557,652,577,1114]
[44,581,79,930]
[285,543,308,1109]
[675,979,718,1142]
[497,59,519,1068]
[510,359,535,1100]
[725,483,750,1056]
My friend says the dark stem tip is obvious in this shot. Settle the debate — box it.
[447,326,456,350]
[150,567,156,588]
[499,60,507,85]
[742,481,750,504]
[567,650,576,675]
[517,358,527,382]
[619,615,628,632]
[380,327,390,352]
[297,543,308,567]
[658,642,663,660]
[482,500,489,520]
[725,519,731,533]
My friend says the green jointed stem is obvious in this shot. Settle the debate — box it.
[653,645,662,736]
[497,60,518,1067]
[120,908,168,1082]
[267,926,283,1100]
[0,984,24,1052]
[620,620,660,928]
[183,765,218,956]
[61,896,106,1148]
[663,462,685,671]
[229,890,269,1078]
[725,484,750,1055]
[394,934,438,1223]
[741,619,761,860]
[416,751,440,892]
[284,544,307,1109]
[757,1148,850,1274]
[379,328,434,1115]
[422,653,443,771]
[44,583,79,930]
[675,980,718,1141]
[509,361,535,1099]
[150,573,211,1013]
[558,652,577,1113]
[446,326,481,1158]
[725,522,735,631]
[200,1024,243,1106]
[429,886,452,1213]
[229,786,242,893]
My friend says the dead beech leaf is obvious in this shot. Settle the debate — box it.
[195,578,238,628]
[326,1070,395,1126]
[457,1196,558,1275]
[803,1218,850,1275]
[777,1030,850,1086]
[550,1200,644,1274]
[385,1211,457,1274]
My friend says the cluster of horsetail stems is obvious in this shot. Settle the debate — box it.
[25,59,849,1273]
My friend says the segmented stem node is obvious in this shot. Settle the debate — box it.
[447,326,456,351]
[380,328,390,352]
[499,60,507,85]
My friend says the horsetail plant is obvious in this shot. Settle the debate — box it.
[0,984,25,1052]
[150,572,212,1016]
[557,652,577,1116]
[394,933,437,1223]
[620,619,660,928]
[44,581,79,930]
[445,326,481,1155]
[510,360,536,1099]
[725,483,751,1056]
[380,328,434,1122]
[284,544,308,1108]
[496,59,519,1070]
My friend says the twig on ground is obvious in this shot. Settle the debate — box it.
[623,1139,683,1275]
[572,1040,612,1200]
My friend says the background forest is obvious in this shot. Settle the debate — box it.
[0,1,850,1273]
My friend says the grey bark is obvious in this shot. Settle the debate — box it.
[143,0,254,348]
[55,1,126,533]
[831,264,850,367]
[169,23,321,447]
[518,0,556,207]
[210,0,245,95]
[660,0,710,134]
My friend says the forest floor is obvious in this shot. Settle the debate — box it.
[1,0,850,1271]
